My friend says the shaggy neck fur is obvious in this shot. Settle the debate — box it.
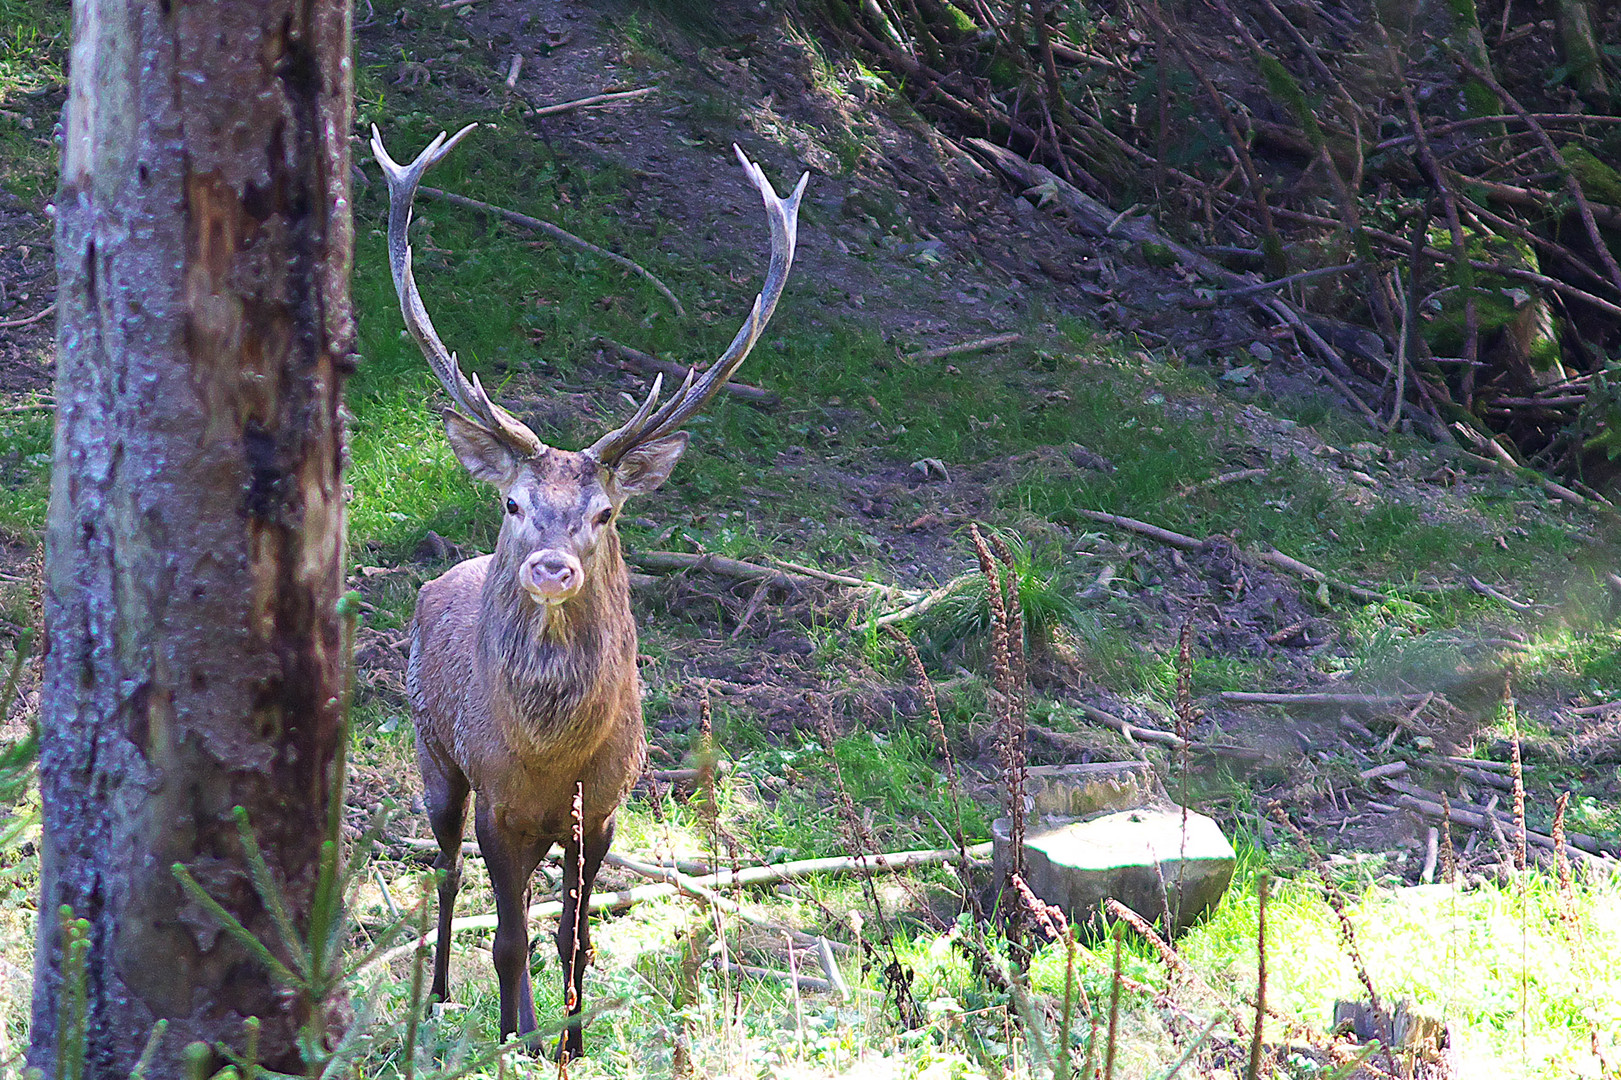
[476,528,632,744]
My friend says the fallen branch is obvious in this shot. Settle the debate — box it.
[1031,716,1270,763]
[1251,548,1392,605]
[614,843,992,891]
[1470,437,1595,513]
[1358,762,1408,781]
[1463,174,1621,230]
[904,332,1022,362]
[0,399,53,416]
[416,184,685,316]
[1177,467,1267,496]
[769,557,913,598]
[1070,509,1202,551]
[1370,112,1621,153]
[1212,263,1364,298]
[626,550,808,589]
[1436,755,1513,773]
[871,573,974,628]
[525,85,659,119]
[1221,691,1429,708]
[1071,508,1395,605]
[714,959,878,998]
[0,301,55,329]
[1568,700,1621,716]
[1467,576,1534,611]
[395,835,992,891]
[367,841,992,974]
[594,337,777,405]
[1383,785,1615,868]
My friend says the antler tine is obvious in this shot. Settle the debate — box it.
[371,124,544,457]
[588,146,807,466]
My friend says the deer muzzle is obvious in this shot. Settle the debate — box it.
[519,549,583,603]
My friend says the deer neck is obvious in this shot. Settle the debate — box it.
[476,530,633,738]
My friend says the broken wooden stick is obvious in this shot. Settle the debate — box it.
[1221,690,1429,708]
[366,839,993,974]
[394,835,992,891]
[1177,468,1268,496]
[1031,715,1270,763]
[769,557,919,601]
[1384,788,1615,870]
[416,184,685,316]
[0,301,55,329]
[871,573,975,628]
[595,336,777,405]
[904,332,1022,362]
[1467,576,1533,611]
[714,959,878,998]
[1072,508,1396,605]
[626,550,808,589]
[526,85,659,119]
[1385,778,1612,857]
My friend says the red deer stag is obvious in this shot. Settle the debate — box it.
[372,125,805,1056]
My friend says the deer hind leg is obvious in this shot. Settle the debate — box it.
[419,742,471,1005]
[556,815,614,1062]
[474,799,547,1042]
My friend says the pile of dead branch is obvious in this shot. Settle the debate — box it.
[815,0,1621,489]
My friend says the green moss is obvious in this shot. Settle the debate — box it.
[1564,145,1621,207]
[939,1,978,34]
[1256,50,1322,148]
[1462,78,1501,119]
[1140,241,1178,268]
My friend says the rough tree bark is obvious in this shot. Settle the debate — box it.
[30,1,351,1075]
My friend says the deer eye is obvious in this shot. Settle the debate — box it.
[594,507,613,527]
[505,497,520,516]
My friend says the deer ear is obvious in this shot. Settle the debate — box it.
[611,433,689,498]
[443,410,520,488]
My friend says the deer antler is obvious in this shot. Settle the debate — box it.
[372,124,545,459]
[587,146,807,467]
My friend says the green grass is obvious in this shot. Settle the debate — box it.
[0,0,64,204]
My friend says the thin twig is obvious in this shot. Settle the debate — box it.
[1213,263,1363,298]
[0,301,55,329]
[1371,112,1621,153]
[416,184,685,316]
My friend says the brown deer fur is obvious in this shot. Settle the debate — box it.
[373,125,805,1058]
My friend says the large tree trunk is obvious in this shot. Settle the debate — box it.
[31,1,351,1075]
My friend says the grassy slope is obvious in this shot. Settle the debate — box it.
[3,0,1621,1077]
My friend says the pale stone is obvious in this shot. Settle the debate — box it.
[993,807,1236,934]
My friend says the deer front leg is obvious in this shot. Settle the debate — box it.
[556,816,614,1062]
[418,741,471,1005]
[475,801,547,1042]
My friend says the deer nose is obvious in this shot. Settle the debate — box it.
[519,550,582,602]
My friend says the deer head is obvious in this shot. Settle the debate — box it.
[371,125,807,606]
